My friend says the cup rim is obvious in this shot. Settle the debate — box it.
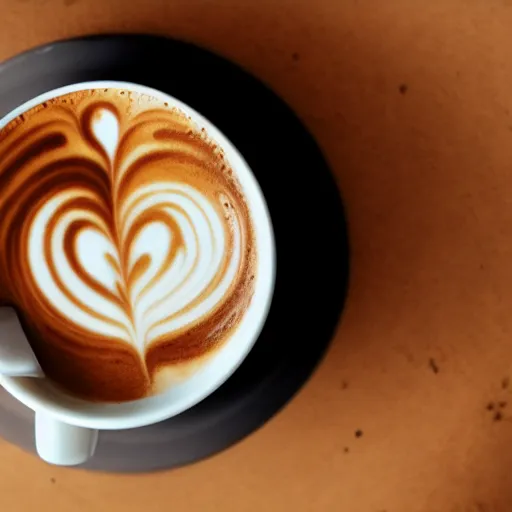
[0,80,276,429]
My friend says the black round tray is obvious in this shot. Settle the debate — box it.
[0,35,349,472]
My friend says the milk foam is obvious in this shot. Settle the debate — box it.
[27,108,242,353]
[0,89,255,401]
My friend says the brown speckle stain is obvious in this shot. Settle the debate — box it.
[341,381,349,390]
[292,52,300,62]
[355,429,363,438]
[487,402,495,411]
[399,83,408,95]
[50,477,56,483]
[499,401,507,408]
[343,447,349,454]
[494,410,503,422]
[429,358,439,374]
[502,377,510,389]
[63,0,78,5]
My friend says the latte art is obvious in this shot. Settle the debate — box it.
[0,89,255,402]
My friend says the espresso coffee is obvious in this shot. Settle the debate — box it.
[0,88,256,402]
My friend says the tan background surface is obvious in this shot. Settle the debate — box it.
[1,0,512,510]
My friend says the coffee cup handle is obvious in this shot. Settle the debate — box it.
[35,412,98,466]
[0,307,97,465]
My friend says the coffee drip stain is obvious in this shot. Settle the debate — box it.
[485,382,510,423]
[0,89,256,402]
[429,357,439,374]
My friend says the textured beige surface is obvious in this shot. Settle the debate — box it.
[1,0,512,510]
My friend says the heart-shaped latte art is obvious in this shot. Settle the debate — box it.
[0,89,255,401]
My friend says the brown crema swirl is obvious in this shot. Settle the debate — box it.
[0,88,255,402]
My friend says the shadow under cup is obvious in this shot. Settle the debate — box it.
[0,81,276,435]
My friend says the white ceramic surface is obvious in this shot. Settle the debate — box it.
[0,81,276,466]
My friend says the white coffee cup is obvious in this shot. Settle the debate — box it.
[0,81,275,466]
